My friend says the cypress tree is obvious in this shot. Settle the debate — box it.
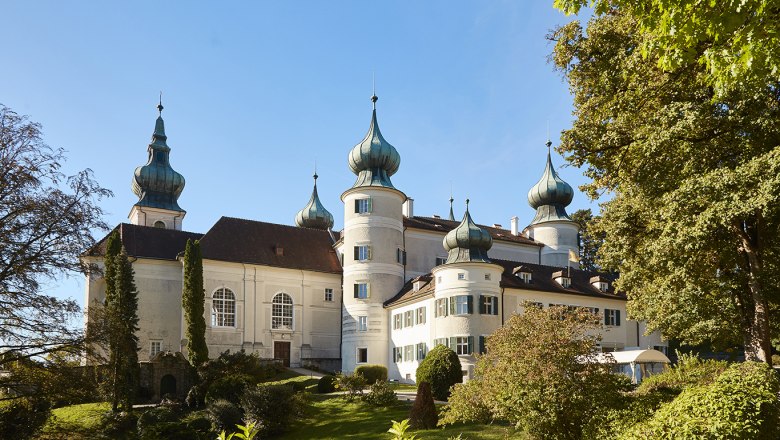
[108,247,140,411]
[103,230,121,305]
[183,239,208,366]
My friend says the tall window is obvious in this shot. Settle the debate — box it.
[404,310,414,327]
[416,342,427,360]
[355,198,372,214]
[150,340,162,358]
[357,348,368,363]
[354,283,369,299]
[449,295,473,315]
[455,336,472,355]
[324,288,333,302]
[357,316,368,332]
[404,345,414,362]
[272,293,293,330]
[416,307,426,325]
[393,313,403,330]
[354,245,371,261]
[435,298,448,317]
[605,309,621,326]
[479,295,498,315]
[212,287,236,327]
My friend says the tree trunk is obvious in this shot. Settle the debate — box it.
[734,219,772,363]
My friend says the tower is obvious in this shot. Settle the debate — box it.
[129,100,186,230]
[525,141,579,267]
[341,95,406,372]
[295,172,334,230]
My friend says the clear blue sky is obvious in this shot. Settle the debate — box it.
[2,1,594,311]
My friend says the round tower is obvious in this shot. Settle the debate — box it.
[295,172,334,230]
[129,100,186,230]
[341,95,406,372]
[525,141,579,267]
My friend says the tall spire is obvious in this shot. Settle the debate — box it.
[442,199,493,264]
[347,95,401,189]
[295,170,334,230]
[448,196,455,221]
[527,140,573,225]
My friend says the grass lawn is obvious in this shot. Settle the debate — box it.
[285,394,524,440]
[42,402,110,434]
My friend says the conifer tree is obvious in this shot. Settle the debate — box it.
[107,248,140,412]
[183,239,208,366]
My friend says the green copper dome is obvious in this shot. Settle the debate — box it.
[295,173,334,230]
[347,95,401,189]
[131,103,185,212]
[527,143,573,224]
[443,200,492,264]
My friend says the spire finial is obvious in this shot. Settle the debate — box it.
[465,198,470,210]
[546,139,552,153]
[314,160,318,181]
[371,71,378,109]
[157,91,164,115]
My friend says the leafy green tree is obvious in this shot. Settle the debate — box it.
[183,239,208,366]
[415,344,462,401]
[570,208,603,271]
[549,8,780,362]
[554,0,780,95]
[106,248,140,411]
[441,305,630,439]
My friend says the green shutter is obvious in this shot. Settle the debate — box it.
[366,284,371,298]
[604,310,609,325]
[353,284,359,298]
[367,197,373,212]
[449,297,455,315]
[479,336,486,354]
[449,337,457,352]
[479,295,486,314]
[467,336,474,354]
[492,297,499,315]
[354,246,359,260]
[434,301,439,318]
[467,296,473,314]
[354,199,360,213]
[616,310,621,326]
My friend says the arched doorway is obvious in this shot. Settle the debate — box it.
[160,374,177,397]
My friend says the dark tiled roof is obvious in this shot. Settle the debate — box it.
[385,259,623,308]
[404,216,542,247]
[85,223,203,260]
[198,217,342,274]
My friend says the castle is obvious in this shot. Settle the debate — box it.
[83,97,665,381]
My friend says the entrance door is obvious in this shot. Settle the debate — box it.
[160,374,177,398]
[274,341,291,367]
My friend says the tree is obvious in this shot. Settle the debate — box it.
[570,208,603,271]
[0,104,111,368]
[554,0,780,96]
[441,306,629,439]
[408,382,438,429]
[183,239,208,366]
[415,345,462,401]
[106,248,140,411]
[549,9,780,362]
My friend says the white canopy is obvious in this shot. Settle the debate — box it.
[607,349,670,364]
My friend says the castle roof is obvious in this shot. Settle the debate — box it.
[85,223,203,261]
[403,216,543,247]
[527,142,574,225]
[347,95,401,189]
[442,200,493,264]
[295,173,334,230]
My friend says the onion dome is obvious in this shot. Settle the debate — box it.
[443,200,492,264]
[347,95,401,189]
[131,101,185,212]
[527,141,573,225]
[295,173,334,230]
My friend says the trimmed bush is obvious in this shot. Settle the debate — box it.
[362,380,396,407]
[336,372,367,402]
[415,345,462,401]
[205,374,252,404]
[206,399,244,433]
[317,374,337,393]
[0,398,50,439]
[627,361,780,439]
[409,381,438,429]
[241,384,304,437]
[355,364,388,384]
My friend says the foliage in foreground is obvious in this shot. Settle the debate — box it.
[240,384,306,437]
[187,350,283,408]
[408,382,438,429]
[441,305,630,439]
[363,380,397,407]
[336,372,367,402]
[355,364,389,385]
[415,345,462,401]
[0,398,51,438]
[183,239,209,367]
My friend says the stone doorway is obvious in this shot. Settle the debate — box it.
[274,341,291,367]
[160,374,177,397]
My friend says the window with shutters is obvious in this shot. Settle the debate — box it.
[449,295,472,315]
[354,282,369,299]
[404,310,414,327]
[404,345,414,362]
[416,342,427,360]
[355,198,371,214]
[416,307,426,325]
[393,313,403,330]
[479,295,498,315]
[354,245,371,261]
[478,336,487,354]
[434,338,447,347]
[435,298,448,318]
[393,347,402,362]
[604,308,621,326]
[453,336,473,355]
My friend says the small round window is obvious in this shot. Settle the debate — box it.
[153,220,166,229]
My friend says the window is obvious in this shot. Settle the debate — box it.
[526,301,544,309]
[153,220,166,229]
[404,345,414,362]
[434,338,448,347]
[604,308,621,326]
[393,347,402,362]
[435,256,448,266]
[150,340,162,357]
[416,342,427,360]
[597,282,609,291]
[272,293,293,330]
[393,313,403,330]
[436,276,442,283]
[353,283,369,299]
[457,273,465,280]
[484,273,491,281]
[354,245,371,261]
[452,336,473,355]
[435,298,448,318]
[586,307,600,316]
[517,272,532,283]
[357,348,368,363]
[416,307,426,325]
[654,345,669,356]
[479,295,498,315]
[404,310,414,327]
[355,198,372,214]
[324,288,334,302]
[478,336,487,354]
[556,277,572,288]
[397,248,406,264]
[357,316,367,332]
[449,295,473,315]
[212,287,236,327]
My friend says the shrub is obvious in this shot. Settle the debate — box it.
[207,399,244,433]
[363,380,397,407]
[140,421,198,440]
[772,354,780,366]
[336,372,367,402]
[317,374,337,393]
[440,379,491,426]
[0,398,50,439]
[185,414,213,435]
[205,374,253,404]
[137,405,179,437]
[355,364,388,384]
[240,384,304,437]
[409,381,438,429]
[415,345,462,401]
[637,352,728,395]
[627,361,780,439]
[190,350,282,407]
[99,410,139,438]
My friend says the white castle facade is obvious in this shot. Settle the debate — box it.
[83,98,665,381]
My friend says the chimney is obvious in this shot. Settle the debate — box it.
[402,198,414,218]
[511,216,519,236]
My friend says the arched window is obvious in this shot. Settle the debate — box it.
[153,220,166,229]
[272,293,293,330]
[212,288,236,327]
